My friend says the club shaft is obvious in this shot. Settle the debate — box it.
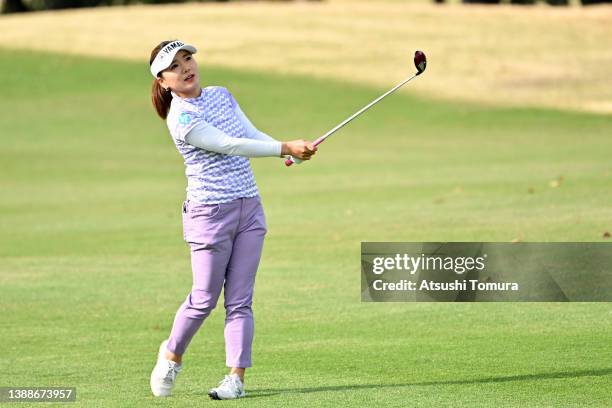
[313,73,418,146]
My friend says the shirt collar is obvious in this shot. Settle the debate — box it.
[171,87,203,103]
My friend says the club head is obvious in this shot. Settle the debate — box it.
[414,50,427,75]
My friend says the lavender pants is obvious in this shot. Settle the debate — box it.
[166,196,266,368]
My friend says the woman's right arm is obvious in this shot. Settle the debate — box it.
[185,122,316,160]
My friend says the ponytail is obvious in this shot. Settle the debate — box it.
[151,79,172,119]
[149,40,175,120]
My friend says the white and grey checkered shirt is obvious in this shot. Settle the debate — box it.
[167,86,259,204]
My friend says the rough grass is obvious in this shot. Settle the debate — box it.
[0,1,610,113]
[0,49,611,407]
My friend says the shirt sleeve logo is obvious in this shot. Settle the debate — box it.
[178,112,192,125]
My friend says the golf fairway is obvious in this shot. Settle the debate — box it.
[0,50,611,407]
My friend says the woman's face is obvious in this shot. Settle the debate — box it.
[158,50,200,98]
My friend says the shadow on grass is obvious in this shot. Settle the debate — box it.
[244,367,612,398]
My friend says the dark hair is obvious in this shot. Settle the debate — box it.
[149,40,174,119]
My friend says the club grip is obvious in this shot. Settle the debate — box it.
[285,139,322,167]
[284,156,303,167]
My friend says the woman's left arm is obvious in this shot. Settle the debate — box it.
[232,99,278,143]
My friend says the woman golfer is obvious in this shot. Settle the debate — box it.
[148,40,316,400]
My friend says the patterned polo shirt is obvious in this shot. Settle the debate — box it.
[166,86,259,204]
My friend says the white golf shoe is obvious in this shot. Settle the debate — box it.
[208,374,246,400]
[150,340,182,397]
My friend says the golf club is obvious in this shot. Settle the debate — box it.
[285,50,427,167]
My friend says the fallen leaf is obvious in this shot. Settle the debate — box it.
[549,175,565,188]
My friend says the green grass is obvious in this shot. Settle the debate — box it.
[0,49,611,407]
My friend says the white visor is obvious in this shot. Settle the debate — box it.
[150,40,197,78]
